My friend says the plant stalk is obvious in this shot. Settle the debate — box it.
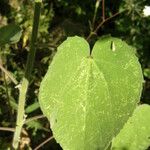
[12,0,42,149]
[25,0,42,81]
[12,78,28,149]
[92,0,101,29]
[102,0,105,21]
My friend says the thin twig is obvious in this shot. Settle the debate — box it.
[0,127,28,136]
[0,127,15,132]
[95,11,121,33]
[87,11,123,41]
[25,115,45,124]
[0,56,13,119]
[92,0,101,29]
[3,72,13,116]
[0,63,18,85]
[34,136,54,150]
[102,0,105,21]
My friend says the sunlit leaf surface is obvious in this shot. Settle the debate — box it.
[39,36,143,150]
[112,104,150,150]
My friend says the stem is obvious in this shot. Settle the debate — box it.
[12,78,28,149]
[25,0,42,81]
[102,0,105,21]
[92,0,101,29]
[87,11,123,41]
[0,53,13,119]
[95,11,120,33]
[34,136,54,150]
[12,1,42,149]
[0,127,15,132]
[0,63,18,85]
[25,115,45,123]
[3,73,13,117]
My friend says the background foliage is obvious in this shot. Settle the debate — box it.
[0,0,150,149]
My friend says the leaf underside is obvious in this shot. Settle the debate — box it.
[112,104,150,150]
[39,36,143,150]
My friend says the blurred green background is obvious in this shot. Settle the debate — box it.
[0,0,150,149]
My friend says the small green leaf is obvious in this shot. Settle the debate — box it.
[25,102,40,114]
[0,24,22,46]
[10,100,18,111]
[111,104,150,150]
[144,68,150,79]
[26,120,49,136]
[39,36,143,150]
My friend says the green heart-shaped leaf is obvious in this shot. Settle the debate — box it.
[39,36,143,150]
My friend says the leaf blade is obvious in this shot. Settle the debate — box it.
[39,36,143,150]
[92,36,143,136]
[0,24,22,46]
[111,104,150,150]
